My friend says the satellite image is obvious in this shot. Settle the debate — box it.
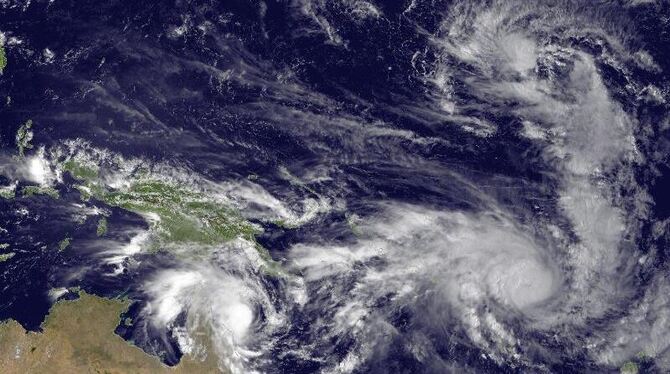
[0,0,669,373]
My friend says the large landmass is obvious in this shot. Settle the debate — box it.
[0,292,223,373]
[0,123,267,372]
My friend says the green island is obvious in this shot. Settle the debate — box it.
[58,237,71,251]
[103,180,256,245]
[0,252,15,262]
[62,160,257,246]
[0,292,223,373]
[97,217,108,236]
[21,185,59,199]
[346,213,363,236]
[0,45,6,73]
[620,361,638,374]
[16,119,33,157]
[11,122,260,251]
[62,159,99,181]
[0,187,15,199]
